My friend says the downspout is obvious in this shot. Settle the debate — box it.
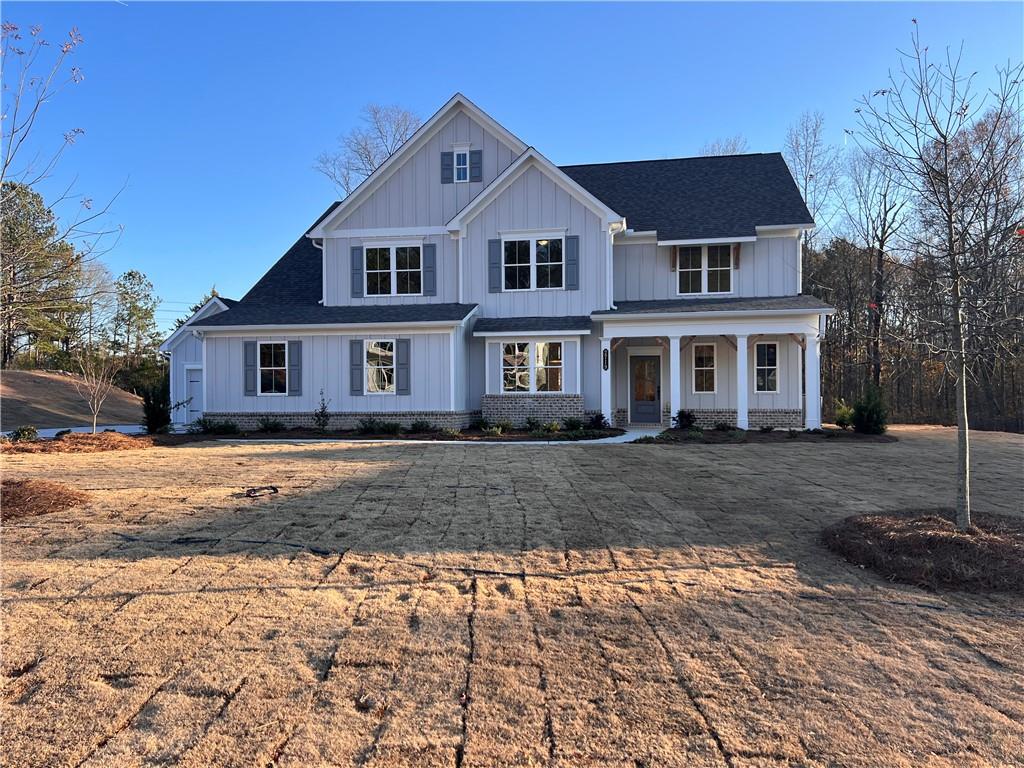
[606,220,625,310]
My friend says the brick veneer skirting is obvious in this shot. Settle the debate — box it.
[203,411,477,431]
[480,394,584,426]
[683,409,804,429]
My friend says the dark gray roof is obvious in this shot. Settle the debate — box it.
[217,297,238,307]
[593,295,833,316]
[193,302,477,328]
[473,316,592,334]
[561,153,813,241]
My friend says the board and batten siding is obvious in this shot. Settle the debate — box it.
[204,332,453,413]
[463,165,608,317]
[332,109,519,231]
[613,235,801,302]
[170,333,202,424]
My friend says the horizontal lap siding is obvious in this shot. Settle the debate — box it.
[465,165,607,317]
[204,332,452,413]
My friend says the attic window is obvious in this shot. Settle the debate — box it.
[454,149,469,183]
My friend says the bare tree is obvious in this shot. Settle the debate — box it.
[74,345,121,433]
[699,135,749,156]
[785,111,840,246]
[855,22,1024,529]
[315,104,421,197]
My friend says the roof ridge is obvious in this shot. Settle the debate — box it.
[560,152,781,169]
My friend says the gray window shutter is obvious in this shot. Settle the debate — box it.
[488,239,502,293]
[565,235,580,291]
[244,340,257,396]
[423,243,437,296]
[349,339,363,396]
[469,150,482,182]
[441,152,454,184]
[287,340,302,396]
[351,246,364,298]
[396,339,411,395]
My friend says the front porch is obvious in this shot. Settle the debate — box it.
[597,313,824,430]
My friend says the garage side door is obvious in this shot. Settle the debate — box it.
[186,368,203,423]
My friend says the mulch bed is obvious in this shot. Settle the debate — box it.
[635,427,897,444]
[1,479,90,521]
[822,509,1024,593]
[216,427,625,442]
[1,432,162,454]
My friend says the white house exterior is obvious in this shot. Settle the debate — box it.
[162,93,834,431]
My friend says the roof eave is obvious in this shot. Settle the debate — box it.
[591,307,836,322]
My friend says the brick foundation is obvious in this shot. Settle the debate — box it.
[203,411,477,431]
[678,409,804,429]
[480,394,584,427]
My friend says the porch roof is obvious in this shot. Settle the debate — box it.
[473,315,592,336]
[592,295,834,319]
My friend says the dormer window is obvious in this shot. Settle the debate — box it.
[676,244,734,296]
[454,150,469,182]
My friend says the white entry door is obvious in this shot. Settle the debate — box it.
[186,368,203,423]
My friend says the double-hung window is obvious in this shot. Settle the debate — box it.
[755,342,778,393]
[366,244,422,296]
[366,339,396,394]
[454,148,469,182]
[693,343,716,393]
[503,235,564,291]
[677,245,734,295]
[259,342,287,395]
[501,341,564,393]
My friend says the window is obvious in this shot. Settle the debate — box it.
[501,342,530,392]
[454,150,469,183]
[366,340,395,394]
[365,245,422,296]
[676,244,734,295]
[693,343,716,393]
[535,342,563,392]
[259,342,287,395]
[677,246,702,294]
[502,235,565,291]
[501,340,564,393]
[755,342,778,393]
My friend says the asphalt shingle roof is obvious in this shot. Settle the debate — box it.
[193,303,477,328]
[560,153,813,241]
[473,316,592,334]
[593,295,833,316]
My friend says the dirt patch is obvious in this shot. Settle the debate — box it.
[822,509,1024,593]
[637,426,897,444]
[1,479,89,520]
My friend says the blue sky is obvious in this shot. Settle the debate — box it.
[4,2,1021,331]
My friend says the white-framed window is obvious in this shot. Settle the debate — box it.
[365,244,422,296]
[258,341,288,395]
[693,343,716,394]
[755,342,779,393]
[366,339,396,394]
[676,244,734,295]
[454,149,469,183]
[501,340,564,393]
[502,234,564,291]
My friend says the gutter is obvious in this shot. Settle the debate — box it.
[590,306,837,322]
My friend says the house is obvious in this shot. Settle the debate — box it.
[161,93,834,431]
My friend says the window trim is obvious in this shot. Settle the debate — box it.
[365,338,397,396]
[676,244,736,297]
[499,339,565,394]
[754,341,780,394]
[500,232,566,293]
[692,342,717,395]
[363,241,424,297]
[453,143,470,184]
[257,340,288,397]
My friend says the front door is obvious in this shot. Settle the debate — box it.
[630,356,661,424]
[186,368,204,423]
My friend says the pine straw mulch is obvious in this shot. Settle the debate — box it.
[822,509,1024,593]
[0,432,206,454]
[1,479,90,521]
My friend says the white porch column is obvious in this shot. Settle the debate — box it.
[668,335,681,420]
[735,334,749,430]
[805,333,822,429]
[600,336,613,425]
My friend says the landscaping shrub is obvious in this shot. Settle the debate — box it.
[257,416,285,433]
[673,409,697,430]
[378,421,402,435]
[713,421,733,432]
[562,417,583,432]
[440,427,461,438]
[357,417,383,435]
[852,387,888,434]
[408,420,435,434]
[313,389,332,432]
[188,417,240,435]
[481,425,504,436]
[524,417,541,431]
[471,417,491,431]
[759,425,774,433]
[9,425,38,442]
[687,428,704,439]
[834,398,854,430]
[542,421,560,434]
[142,379,172,434]
[495,419,514,433]
[587,412,609,430]
[54,429,72,439]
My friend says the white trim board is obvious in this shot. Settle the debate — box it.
[159,296,233,353]
[473,329,590,338]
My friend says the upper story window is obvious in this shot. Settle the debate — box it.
[501,340,563,393]
[454,150,469,183]
[366,245,422,296]
[677,244,734,296]
[503,235,564,291]
[259,342,287,395]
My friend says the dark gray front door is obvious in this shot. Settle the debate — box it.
[630,356,661,423]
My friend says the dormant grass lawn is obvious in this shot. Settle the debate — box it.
[2,426,1022,767]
